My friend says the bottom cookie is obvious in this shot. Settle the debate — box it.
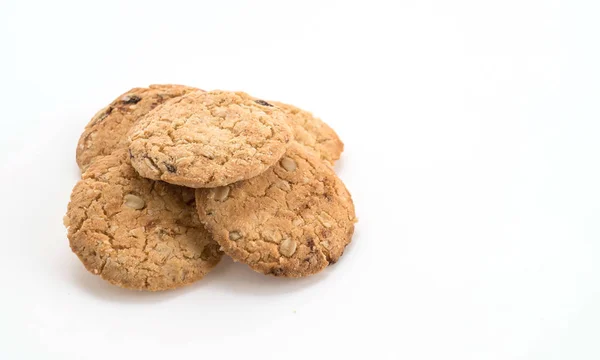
[271,101,344,166]
[196,143,356,278]
[64,150,222,291]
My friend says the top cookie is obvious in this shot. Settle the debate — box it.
[65,150,222,291]
[128,90,293,188]
[195,143,356,277]
[76,84,198,171]
[272,102,343,165]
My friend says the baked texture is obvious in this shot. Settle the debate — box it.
[195,143,356,277]
[76,84,197,171]
[128,90,293,188]
[272,101,343,165]
[65,150,221,291]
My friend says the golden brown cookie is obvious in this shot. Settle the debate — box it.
[64,150,221,291]
[195,143,356,277]
[76,84,197,171]
[271,101,343,165]
[127,90,293,188]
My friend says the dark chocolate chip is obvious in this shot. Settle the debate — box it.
[164,163,177,173]
[269,267,284,276]
[327,255,337,265]
[307,237,315,250]
[255,99,273,107]
[92,106,113,124]
[122,94,141,104]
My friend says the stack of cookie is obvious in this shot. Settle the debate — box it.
[64,85,356,291]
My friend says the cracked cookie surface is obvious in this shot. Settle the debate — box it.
[65,150,221,291]
[128,90,293,188]
[76,84,197,171]
[195,143,356,277]
[272,101,343,165]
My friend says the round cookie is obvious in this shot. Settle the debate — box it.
[127,90,293,188]
[271,101,344,165]
[195,143,356,277]
[76,84,197,171]
[64,150,222,291]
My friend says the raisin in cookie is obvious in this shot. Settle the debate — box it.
[64,150,221,291]
[272,101,343,165]
[76,84,197,171]
[195,143,356,277]
[128,90,293,188]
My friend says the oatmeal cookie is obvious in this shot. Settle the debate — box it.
[128,90,293,188]
[272,101,343,165]
[76,84,197,171]
[65,150,221,291]
[196,143,356,277]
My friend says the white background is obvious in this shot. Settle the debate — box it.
[1,0,599,359]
